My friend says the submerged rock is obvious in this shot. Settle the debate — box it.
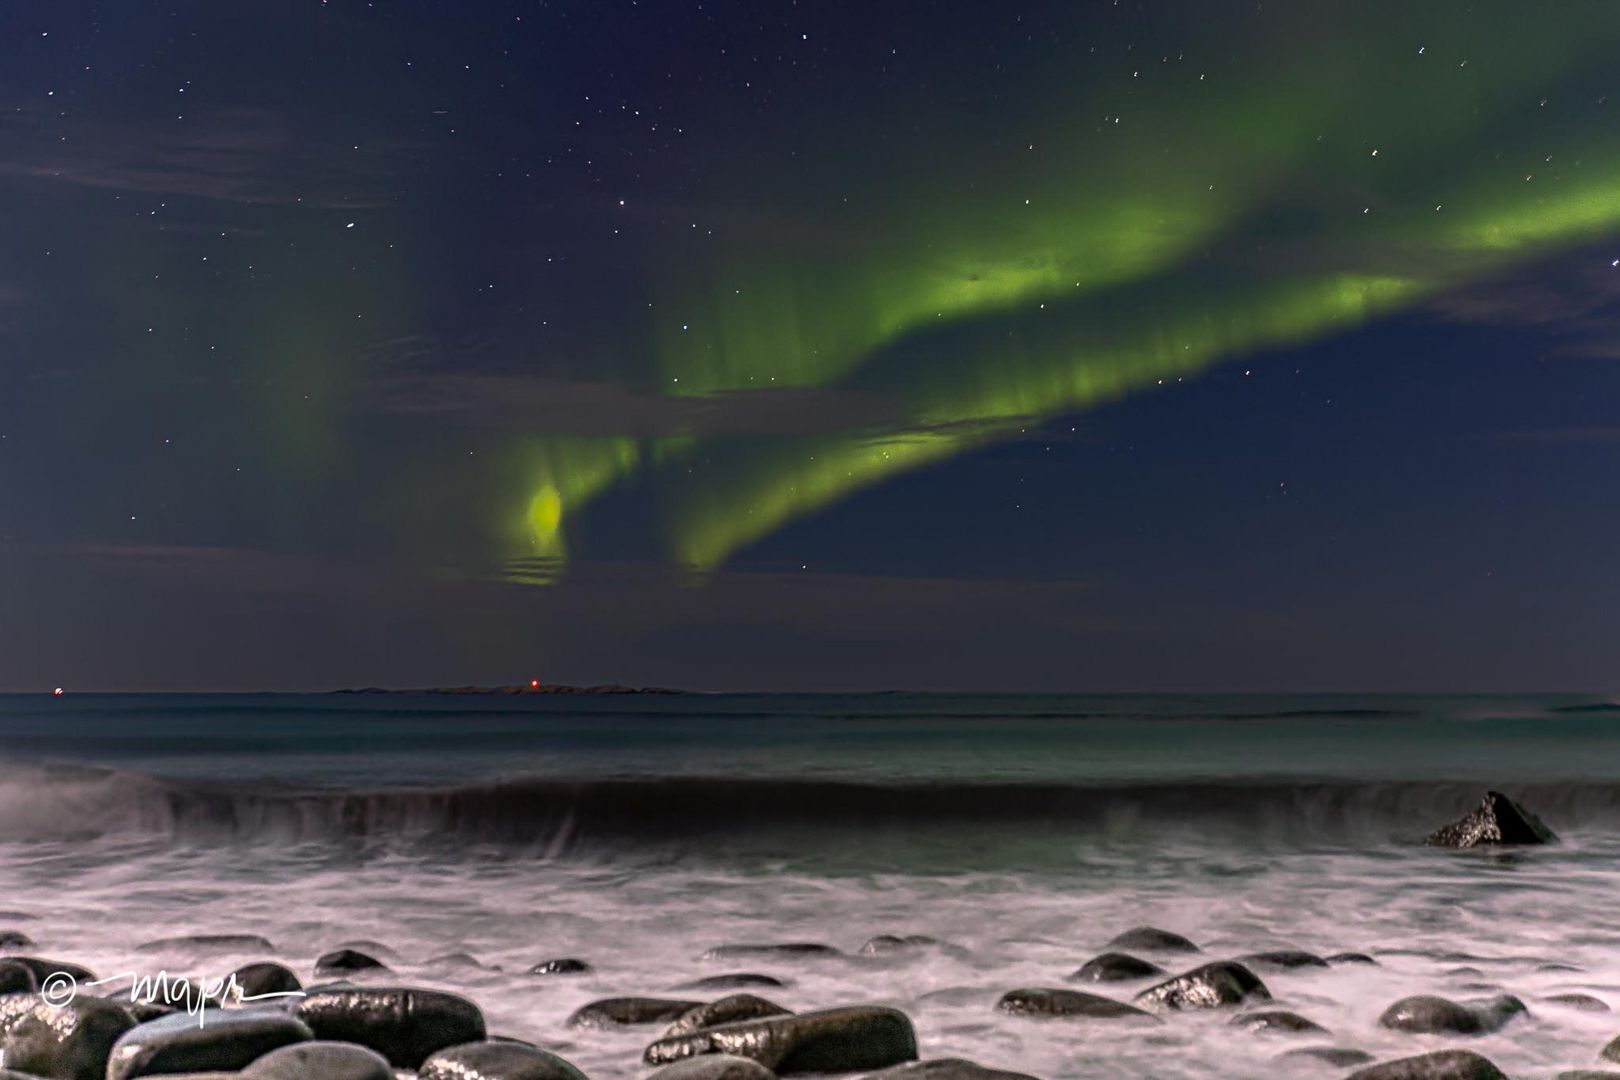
[1557,1073,1620,1080]
[678,974,787,991]
[1425,791,1557,847]
[314,950,391,977]
[1104,927,1200,954]
[1377,994,1525,1036]
[0,931,34,950]
[1346,1049,1508,1080]
[1605,1034,1620,1063]
[858,935,939,956]
[1242,950,1329,970]
[1277,1047,1375,1067]
[295,986,486,1067]
[418,1039,589,1080]
[106,1009,312,1080]
[0,992,137,1080]
[865,1060,1040,1080]
[1543,993,1608,1013]
[240,1041,394,1080]
[135,934,276,955]
[1327,952,1378,965]
[701,944,843,961]
[567,998,701,1029]
[647,1054,775,1080]
[1066,953,1164,984]
[643,1005,917,1074]
[1134,962,1271,1010]
[994,988,1155,1020]
[527,959,591,976]
[1232,1009,1326,1035]
[664,995,792,1038]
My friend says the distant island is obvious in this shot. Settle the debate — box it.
[333,684,685,696]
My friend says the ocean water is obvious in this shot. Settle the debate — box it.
[2,692,1619,1079]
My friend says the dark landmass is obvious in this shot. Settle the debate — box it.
[333,684,685,696]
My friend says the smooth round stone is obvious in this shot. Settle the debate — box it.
[1277,1047,1375,1067]
[1327,952,1378,965]
[425,953,484,969]
[1346,1049,1508,1080]
[222,962,303,1007]
[1133,962,1271,1010]
[865,1059,1041,1080]
[1232,1009,1327,1035]
[647,1054,775,1080]
[0,960,37,993]
[701,944,842,961]
[1067,953,1164,984]
[0,931,34,950]
[6,956,96,983]
[643,1005,918,1074]
[136,935,276,956]
[527,959,590,976]
[0,992,137,1080]
[419,1040,589,1080]
[995,988,1154,1021]
[295,986,486,1068]
[241,1041,394,1080]
[1241,950,1329,970]
[106,1008,313,1080]
[676,974,786,991]
[1377,994,1525,1036]
[663,995,791,1038]
[857,935,944,956]
[1543,993,1608,1013]
[1104,927,1200,954]
[567,998,699,1029]
[314,950,390,978]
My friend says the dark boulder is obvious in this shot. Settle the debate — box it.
[1066,953,1164,984]
[1133,962,1270,1010]
[418,1039,589,1080]
[314,950,390,978]
[664,995,792,1038]
[240,1041,395,1080]
[222,962,302,1007]
[643,1005,917,1074]
[527,959,591,976]
[0,961,36,994]
[1103,928,1199,953]
[1606,1034,1620,1063]
[864,1060,1040,1080]
[994,989,1154,1021]
[567,998,700,1029]
[1346,1050,1508,1080]
[1377,994,1525,1035]
[1425,791,1557,847]
[0,992,137,1080]
[647,1055,775,1080]
[106,1008,313,1080]
[701,944,842,961]
[135,935,276,955]
[295,986,486,1068]
[1231,1009,1326,1034]
[1241,950,1328,971]
[6,957,96,984]
[1277,1047,1374,1067]
[0,931,33,950]
[678,974,786,991]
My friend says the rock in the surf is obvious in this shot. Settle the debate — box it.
[0,992,137,1080]
[1556,1072,1620,1080]
[135,934,276,955]
[1424,791,1557,847]
[1067,953,1164,983]
[1327,952,1378,965]
[864,1060,1041,1080]
[1277,1047,1375,1067]
[314,950,391,977]
[106,1009,312,1080]
[0,931,33,950]
[1346,1049,1509,1080]
[567,998,701,1029]
[1605,1033,1620,1062]
[1231,1009,1326,1034]
[527,958,591,976]
[1241,950,1328,970]
[1543,993,1608,1013]
[1104,927,1199,953]
[678,974,786,991]
[1133,961,1270,1010]
[643,1005,917,1073]
[994,989,1155,1020]
[1377,994,1526,1035]
[240,1041,395,1080]
[701,944,843,961]
[418,1039,590,1080]
[295,986,486,1067]
[647,1055,775,1080]
[221,961,302,1006]
[6,957,96,984]
[0,961,36,993]
[664,994,792,1037]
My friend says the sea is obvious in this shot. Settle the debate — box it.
[1,692,1618,1079]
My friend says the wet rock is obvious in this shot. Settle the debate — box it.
[1133,962,1271,1010]
[124,1002,176,1023]
[106,1008,313,1080]
[701,944,842,961]
[527,959,591,976]
[664,995,793,1038]
[1425,791,1557,847]
[643,1005,917,1074]
[1543,993,1608,1013]
[334,941,399,960]
[6,957,95,983]
[1377,994,1526,1036]
[1346,1049,1508,1080]
[647,1055,775,1080]
[0,931,33,950]
[567,998,700,1029]
[1327,952,1377,965]
[0,992,137,1080]
[425,953,484,969]
[135,934,276,955]
[994,988,1155,1020]
[240,1041,394,1080]
[1232,1009,1327,1035]
[1605,1034,1620,1063]
[858,935,938,956]
[314,950,391,977]
[1104,927,1199,954]
[221,962,302,1007]
[678,974,786,991]
[864,1060,1040,1080]
[1066,953,1164,984]
[1557,1073,1620,1080]
[295,986,486,1068]
[0,960,37,993]
[1539,962,1584,973]
[1242,951,1329,971]
[418,1039,589,1080]
[1277,1047,1375,1067]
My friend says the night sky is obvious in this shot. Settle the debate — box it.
[4,2,1620,691]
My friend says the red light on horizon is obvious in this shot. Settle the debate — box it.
[52,687,64,697]
[530,679,540,688]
